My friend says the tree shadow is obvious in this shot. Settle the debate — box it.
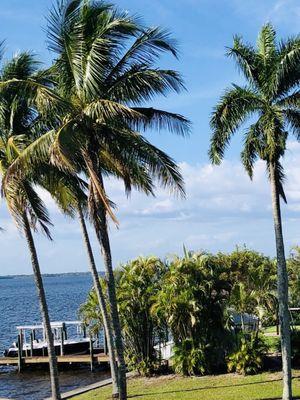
[128,377,300,399]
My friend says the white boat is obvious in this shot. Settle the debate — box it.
[4,321,91,357]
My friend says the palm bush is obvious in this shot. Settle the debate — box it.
[154,251,233,374]
[172,339,206,376]
[116,257,168,375]
[227,333,268,375]
[80,256,169,375]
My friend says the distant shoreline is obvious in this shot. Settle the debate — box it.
[0,271,104,279]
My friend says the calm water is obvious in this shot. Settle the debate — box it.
[0,273,110,399]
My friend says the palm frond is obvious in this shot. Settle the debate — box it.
[227,36,261,89]
[241,122,261,179]
[275,36,300,96]
[108,68,185,103]
[106,26,179,80]
[51,119,84,171]
[37,164,87,217]
[209,85,262,163]
[283,108,300,140]
[132,107,191,136]
[267,160,287,203]
[84,99,145,123]
[1,52,40,80]
[257,23,276,63]
[98,126,185,197]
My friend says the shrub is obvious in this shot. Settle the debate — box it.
[154,251,233,375]
[117,256,168,375]
[125,354,156,376]
[227,333,268,375]
[172,339,206,376]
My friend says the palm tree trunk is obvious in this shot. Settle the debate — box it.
[269,163,292,400]
[77,204,119,398]
[83,150,127,400]
[22,212,61,400]
[94,201,127,400]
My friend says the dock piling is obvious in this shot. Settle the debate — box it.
[89,336,94,372]
[17,334,23,372]
[60,327,64,356]
[30,332,34,357]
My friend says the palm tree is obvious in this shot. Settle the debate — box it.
[209,24,300,400]
[44,2,189,398]
[0,53,61,399]
[3,3,189,398]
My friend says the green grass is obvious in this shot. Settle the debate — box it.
[264,325,300,334]
[264,335,280,352]
[264,326,279,334]
[76,370,300,400]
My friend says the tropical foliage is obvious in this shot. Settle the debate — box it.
[117,257,167,375]
[227,333,268,375]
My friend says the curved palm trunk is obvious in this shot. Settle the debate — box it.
[77,204,119,398]
[83,151,127,400]
[94,201,127,400]
[22,212,61,400]
[269,163,292,400]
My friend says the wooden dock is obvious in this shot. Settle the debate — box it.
[0,321,110,372]
[0,354,109,365]
[0,353,109,368]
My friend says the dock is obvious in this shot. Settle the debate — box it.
[0,320,110,372]
[0,353,109,366]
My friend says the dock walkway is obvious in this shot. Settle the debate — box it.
[0,353,109,370]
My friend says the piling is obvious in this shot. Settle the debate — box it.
[17,334,23,372]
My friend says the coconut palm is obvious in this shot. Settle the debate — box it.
[44,2,189,398]
[2,3,189,397]
[0,51,61,399]
[209,23,300,400]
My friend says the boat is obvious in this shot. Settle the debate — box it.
[4,321,91,357]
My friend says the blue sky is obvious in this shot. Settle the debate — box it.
[1,0,300,275]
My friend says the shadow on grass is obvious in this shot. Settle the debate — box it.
[128,377,300,399]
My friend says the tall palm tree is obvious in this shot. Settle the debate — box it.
[3,3,189,398]
[209,24,300,400]
[45,2,189,398]
[0,52,61,399]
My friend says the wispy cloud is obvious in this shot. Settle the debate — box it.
[2,141,300,275]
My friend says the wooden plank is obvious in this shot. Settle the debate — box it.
[0,358,19,365]
[0,353,110,366]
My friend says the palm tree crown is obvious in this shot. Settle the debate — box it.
[210,23,300,192]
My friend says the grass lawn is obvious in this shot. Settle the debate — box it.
[264,325,300,334]
[76,370,300,400]
[264,335,280,352]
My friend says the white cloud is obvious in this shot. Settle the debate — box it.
[1,141,300,275]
